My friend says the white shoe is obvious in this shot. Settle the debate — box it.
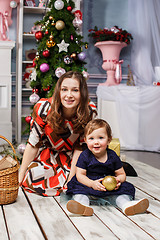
[123,198,149,216]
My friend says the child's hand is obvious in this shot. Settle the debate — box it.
[92,178,106,191]
[115,177,121,190]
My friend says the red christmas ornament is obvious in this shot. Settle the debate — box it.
[42,49,50,58]
[32,58,36,67]
[25,116,32,124]
[43,86,51,91]
[35,31,44,40]
[67,6,72,11]
[32,88,38,93]
[73,10,82,20]
[45,30,49,35]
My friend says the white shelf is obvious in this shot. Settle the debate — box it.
[23,6,50,14]
[22,88,32,91]
[22,60,33,64]
[23,33,35,38]
[0,41,15,143]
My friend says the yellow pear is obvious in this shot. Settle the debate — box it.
[102,176,117,191]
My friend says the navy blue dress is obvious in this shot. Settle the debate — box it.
[67,148,135,198]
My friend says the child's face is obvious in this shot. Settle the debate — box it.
[85,127,110,157]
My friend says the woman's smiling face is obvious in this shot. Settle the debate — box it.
[60,77,80,113]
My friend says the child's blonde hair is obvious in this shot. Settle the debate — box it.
[84,119,112,141]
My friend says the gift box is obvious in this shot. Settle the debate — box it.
[109,138,120,156]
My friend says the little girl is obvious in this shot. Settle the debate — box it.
[66,119,149,216]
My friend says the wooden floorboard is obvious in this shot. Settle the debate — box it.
[0,207,8,240]
[92,205,153,240]
[126,157,160,188]
[24,191,84,240]
[3,188,44,240]
[55,194,118,240]
[1,157,160,240]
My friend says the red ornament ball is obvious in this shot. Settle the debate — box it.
[35,31,44,40]
[73,10,82,20]
[42,49,50,58]
[45,30,49,35]
[25,116,32,124]
[67,6,72,11]
[43,86,50,91]
[32,88,38,93]
[32,58,36,67]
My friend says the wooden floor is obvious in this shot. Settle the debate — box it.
[1,156,160,240]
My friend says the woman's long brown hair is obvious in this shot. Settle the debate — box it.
[47,71,92,134]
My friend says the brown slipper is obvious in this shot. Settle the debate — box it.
[66,200,94,216]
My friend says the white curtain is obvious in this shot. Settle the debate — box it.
[128,0,160,85]
[97,85,160,152]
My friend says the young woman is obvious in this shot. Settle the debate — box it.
[19,71,97,196]
[66,119,149,216]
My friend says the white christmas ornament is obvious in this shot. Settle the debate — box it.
[57,40,69,53]
[55,67,66,77]
[82,70,89,80]
[29,92,40,104]
[73,17,82,29]
[54,0,64,10]
[17,143,26,154]
[10,0,17,8]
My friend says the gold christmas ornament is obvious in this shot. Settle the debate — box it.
[51,21,55,26]
[49,16,53,20]
[102,176,117,191]
[70,52,77,60]
[85,44,88,49]
[46,39,56,48]
[46,41,51,48]
[35,56,39,60]
[55,20,65,30]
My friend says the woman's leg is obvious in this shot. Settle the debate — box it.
[66,194,93,216]
[22,160,67,196]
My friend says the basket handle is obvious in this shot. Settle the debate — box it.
[0,135,19,165]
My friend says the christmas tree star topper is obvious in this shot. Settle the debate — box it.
[57,39,70,53]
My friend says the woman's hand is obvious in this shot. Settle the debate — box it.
[91,178,106,191]
[18,143,39,186]
[19,169,26,186]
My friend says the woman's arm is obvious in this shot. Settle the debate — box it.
[76,167,106,191]
[19,143,39,185]
[67,149,82,183]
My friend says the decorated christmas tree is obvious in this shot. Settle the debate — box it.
[22,0,89,139]
[29,0,88,101]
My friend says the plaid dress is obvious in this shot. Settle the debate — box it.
[22,98,97,196]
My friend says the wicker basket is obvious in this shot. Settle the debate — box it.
[0,136,20,205]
